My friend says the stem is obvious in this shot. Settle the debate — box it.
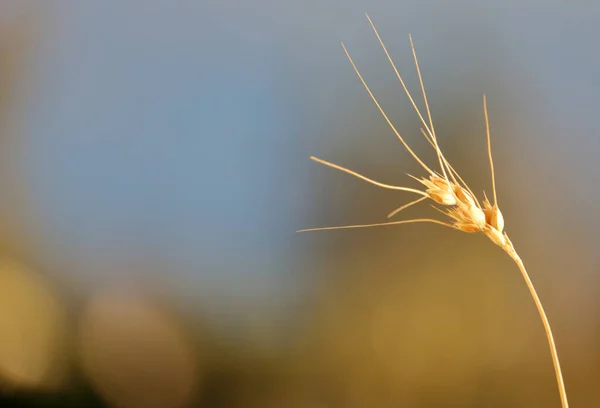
[504,245,569,408]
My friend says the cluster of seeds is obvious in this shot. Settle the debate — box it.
[420,173,509,248]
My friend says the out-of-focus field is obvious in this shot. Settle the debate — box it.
[1,1,599,407]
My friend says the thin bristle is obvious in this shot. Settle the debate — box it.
[431,204,452,219]
[483,94,498,207]
[364,14,449,184]
[408,34,434,140]
[364,15,433,141]
[387,196,427,218]
[340,42,437,178]
[310,156,428,196]
[297,217,456,233]
[408,33,450,183]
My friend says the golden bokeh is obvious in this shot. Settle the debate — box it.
[0,258,66,390]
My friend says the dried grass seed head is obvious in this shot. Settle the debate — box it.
[299,16,570,408]
[299,14,510,252]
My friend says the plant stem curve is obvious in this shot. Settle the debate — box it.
[503,240,569,408]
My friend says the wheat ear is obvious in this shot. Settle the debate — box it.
[298,14,569,407]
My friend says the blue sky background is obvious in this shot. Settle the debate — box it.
[3,0,600,336]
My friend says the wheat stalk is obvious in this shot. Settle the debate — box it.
[298,15,569,408]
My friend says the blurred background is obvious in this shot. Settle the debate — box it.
[0,1,599,407]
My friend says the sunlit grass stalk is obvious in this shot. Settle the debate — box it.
[298,14,569,408]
